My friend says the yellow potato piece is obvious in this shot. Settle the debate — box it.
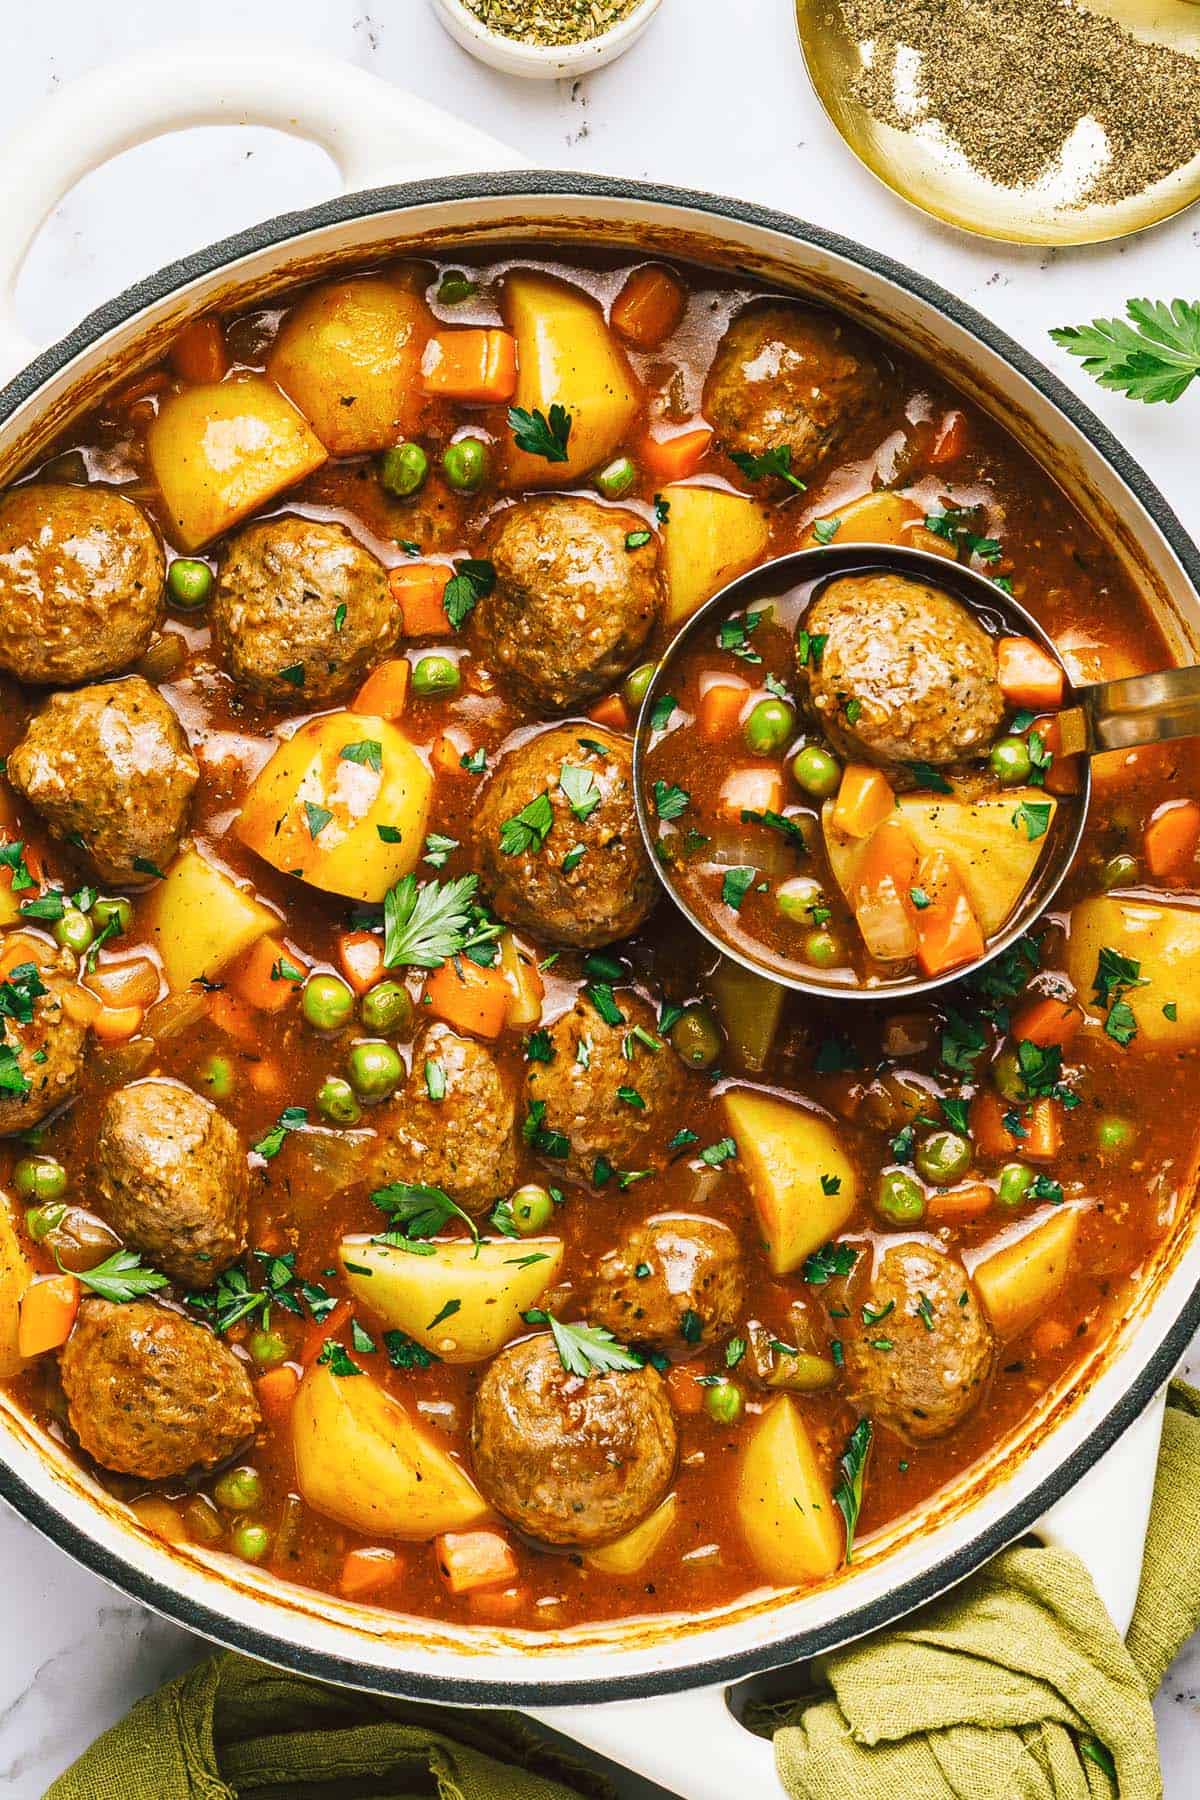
[145,846,278,992]
[0,1199,32,1380]
[722,1088,855,1275]
[237,712,432,903]
[661,483,769,625]
[585,1493,679,1575]
[503,271,639,487]
[338,1235,563,1364]
[708,955,784,1072]
[737,1396,842,1584]
[972,1207,1080,1340]
[1067,893,1200,1048]
[800,490,920,549]
[268,276,431,456]
[293,1363,487,1539]
[147,374,327,549]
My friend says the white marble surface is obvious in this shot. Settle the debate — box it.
[2,1,1200,1792]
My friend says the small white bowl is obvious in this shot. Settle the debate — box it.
[431,0,663,79]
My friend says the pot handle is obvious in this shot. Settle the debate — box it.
[0,40,525,380]
[526,1388,1167,1800]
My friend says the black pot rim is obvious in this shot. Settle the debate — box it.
[2,168,1197,1709]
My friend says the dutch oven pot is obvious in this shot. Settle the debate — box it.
[0,44,1197,1800]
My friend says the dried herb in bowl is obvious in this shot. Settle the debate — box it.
[463,0,645,46]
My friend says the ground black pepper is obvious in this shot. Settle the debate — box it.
[463,0,644,47]
[838,0,1200,207]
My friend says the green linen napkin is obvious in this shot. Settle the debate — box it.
[48,1382,1200,1800]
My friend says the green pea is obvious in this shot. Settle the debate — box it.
[347,1039,403,1101]
[53,908,94,954]
[360,979,414,1036]
[1096,1116,1135,1155]
[669,1004,723,1069]
[596,455,637,500]
[167,558,213,609]
[511,1183,554,1235]
[91,896,131,937]
[989,735,1032,786]
[436,270,478,306]
[1101,852,1138,891]
[378,441,429,498]
[703,1379,744,1425]
[791,743,842,799]
[991,1047,1025,1104]
[231,1521,272,1563]
[14,1156,68,1203]
[743,698,795,756]
[301,973,355,1032]
[24,1200,68,1241]
[412,654,461,699]
[803,928,844,969]
[214,1466,262,1513]
[914,1129,972,1185]
[776,875,824,923]
[877,1168,926,1223]
[442,436,489,493]
[248,1328,288,1369]
[315,1076,362,1125]
[998,1161,1036,1207]
[199,1054,236,1102]
[622,662,657,712]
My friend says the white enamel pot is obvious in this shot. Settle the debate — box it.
[0,44,1195,1800]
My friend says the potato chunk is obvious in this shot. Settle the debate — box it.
[147,375,327,549]
[585,1493,678,1575]
[338,1235,563,1363]
[268,276,432,456]
[1067,894,1200,1048]
[737,1396,842,1584]
[237,712,432,902]
[145,846,278,992]
[661,483,769,625]
[503,271,639,487]
[972,1207,1079,1339]
[722,1088,855,1275]
[0,1200,31,1379]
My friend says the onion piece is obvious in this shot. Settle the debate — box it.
[144,989,209,1041]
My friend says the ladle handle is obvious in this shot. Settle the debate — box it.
[1079,664,1200,753]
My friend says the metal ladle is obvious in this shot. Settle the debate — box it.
[633,543,1200,1002]
[794,0,1200,246]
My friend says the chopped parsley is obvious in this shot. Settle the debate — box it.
[721,866,755,910]
[252,1105,308,1160]
[649,693,677,732]
[548,1314,643,1377]
[625,529,652,551]
[339,739,383,773]
[653,780,690,821]
[717,609,765,663]
[730,445,806,491]
[907,761,953,794]
[803,1242,859,1285]
[1012,800,1052,841]
[384,1330,439,1370]
[795,629,828,668]
[443,558,495,630]
[372,1179,478,1243]
[832,1417,873,1562]
[499,792,555,856]
[423,833,459,870]
[812,516,841,544]
[923,506,1001,563]
[303,801,333,840]
[73,1248,170,1304]
[559,763,601,823]
[508,402,571,463]
[700,1135,737,1168]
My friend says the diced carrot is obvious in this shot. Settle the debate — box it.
[424,956,509,1040]
[926,1183,994,1222]
[587,692,629,731]
[248,1058,287,1098]
[928,408,970,467]
[60,984,102,1028]
[337,930,385,996]
[170,316,229,384]
[997,636,1064,711]
[301,1300,352,1368]
[92,1003,145,1043]
[1144,799,1200,880]
[256,1364,300,1423]
[432,730,473,776]
[666,1364,706,1414]
[717,766,784,818]
[914,850,985,979]
[698,677,749,739]
[339,1546,402,1599]
[831,764,895,840]
[468,1584,529,1623]
[1031,1317,1072,1357]
[209,989,259,1045]
[230,936,301,1013]
[611,265,687,349]
[0,932,51,978]
[352,656,411,723]
[1029,713,1082,797]
[970,1090,1062,1161]
[130,1495,189,1544]
[85,955,161,1010]
[18,1273,80,1357]
[388,564,450,641]
[640,424,713,482]
[435,1529,518,1595]
[421,328,517,402]
[1010,995,1081,1048]
[900,520,958,561]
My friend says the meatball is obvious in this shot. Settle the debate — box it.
[59,1299,260,1479]
[799,574,1004,767]
[704,304,881,481]
[589,1214,746,1356]
[836,1240,995,1441]
[372,1022,518,1211]
[526,991,688,1185]
[0,940,89,1134]
[93,1078,248,1288]
[213,517,395,706]
[474,725,656,949]
[470,1333,677,1546]
[0,484,164,685]
[7,677,199,884]
[476,497,662,713]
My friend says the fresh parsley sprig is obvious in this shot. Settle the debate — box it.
[383,872,502,970]
[71,1248,170,1304]
[372,1179,479,1244]
[1051,299,1200,405]
[548,1313,643,1377]
[509,403,572,463]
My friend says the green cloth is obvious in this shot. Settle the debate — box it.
[48,1383,1200,1800]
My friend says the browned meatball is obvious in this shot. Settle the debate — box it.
[476,497,662,713]
[59,1299,260,1479]
[589,1214,746,1356]
[93,1078,248,1288]
[0,484,164,685]
[372,1021,518,1211]
[474,725,656,949]
[800,574,1004,767]
[0,940,89,1134]
[7,677,198,884]
[526,991,688,1185]
[213,517,395,706]
[470,1333,677,1546]
[704,304,881,481]
[836,1240,995,1441]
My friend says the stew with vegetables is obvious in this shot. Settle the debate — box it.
[0,249,1196,1630]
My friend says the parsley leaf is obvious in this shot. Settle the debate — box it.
[252,1105,308,1160]
[795,629,828,669]
[339,740,383,773]
[423,832,459,869]
[371,1179,478,1243]
[508,403,571,462]
[499,792,555,856]
[653,780,690,821]
[649,693,677,733]
[803,1242,859,1285]
[907,761,953,794]
[304,801,333,840]
[383,872,501,970]
[700,1135,737,1167]
[1050,299,1200,406]
[548,1314,643,1377]
[443,557,495,630]
[721,866,755,910]
[1012,799,1052,841]
[833,1416,873,1562]
[559,763,601,823]
[384,1329,439,1370]
[812,516,841,544]
[73,1247,170,1304]
[730,445,806,491]
[923,505,1001,563]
